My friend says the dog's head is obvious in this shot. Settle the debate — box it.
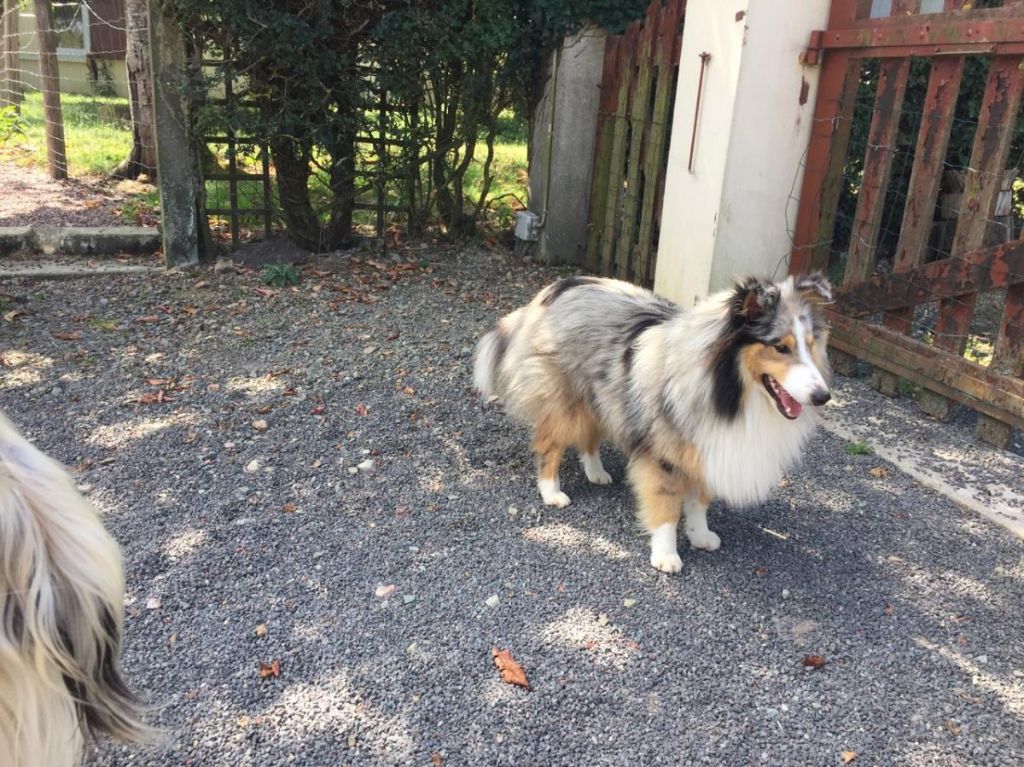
[714,273,832,420]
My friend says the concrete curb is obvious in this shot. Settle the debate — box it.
[0,262,163,279]
[0,225,161,256]
[823,378,1024,540]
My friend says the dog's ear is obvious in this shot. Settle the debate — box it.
[731,277,777,324]
[794,272,833,305]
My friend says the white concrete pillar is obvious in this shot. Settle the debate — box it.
[529,26,606,266]
[654,0,832,307]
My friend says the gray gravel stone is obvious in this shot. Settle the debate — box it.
[1,247,1021,767]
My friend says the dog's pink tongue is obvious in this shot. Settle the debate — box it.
[779,386,803,418]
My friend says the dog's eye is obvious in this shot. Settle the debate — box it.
[774,344,791,355]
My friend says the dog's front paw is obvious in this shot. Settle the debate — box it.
[585,467,613,485]
[650,550,683,573]
[686,529,721,551]
[541,490,571,508]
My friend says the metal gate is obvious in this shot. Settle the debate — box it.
[793,0,1024,447]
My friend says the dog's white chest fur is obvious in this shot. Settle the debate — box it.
[696,396,817,506]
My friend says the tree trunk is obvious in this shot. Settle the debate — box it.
[324,115,356,249]
[32,0,66,179]
[114,0,157,179]
[1,0,22,111]
[269,135,322,252]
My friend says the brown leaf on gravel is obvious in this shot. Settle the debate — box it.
[869,466,890,479]
[753,567,768,577]
[258,660,281,679]
[491,647,531,691]
[402,385,416,395]
[282,387,297,396]
[255,288,277,298]
[256,405,273,414]
[310,404,326,415]
[355,402,369,417]
[431,753,443,767]
[267,368,291,378]
[4,308,29,322]
[52,331,81,341]
[802,654,826,670]
[134,315,160,324]
[282,502,297,513]
[145,377,173,386]
[883,603,894,616]
[841,751,857,764]
[135,390,173,405]
[943,720,962,736]
[194,280,210,289]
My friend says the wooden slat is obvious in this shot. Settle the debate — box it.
[599,25,641,276]
[935,55,1024,354]
[634,0,685,287]
[885,56,964,333]
[845,58,912,285]
[584,37,621,272]
[615,1,661,281]
[990,285,1024,379]
[835,238,1024,316]
[828,312,1024,430]
[790,55,862,273]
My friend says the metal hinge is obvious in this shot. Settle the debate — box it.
[802,30,825,66]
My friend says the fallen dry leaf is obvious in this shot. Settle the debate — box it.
[491,647,531,691]
[355,402,369,417]
[267,368,291,378]
[254,623,267,638]
[145,377,173,386]
[311,404,326,415]
[258,660,281,679]
[869,466,890,479]
[52,331,81,341]
[802,654,827,670]
[431,753,443,767]
[282,502,297,513]
[754,567,768,577]
[841,751,857,764]
[282,387,297,396]
[3,308,28,322]
[883,603,894,616]
[402,385,416,395]
[255,287,277,298]
[943,720,962,736]
[135,390,173,405]
[134,315,160,324]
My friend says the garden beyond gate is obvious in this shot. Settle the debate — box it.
[793,0,1024,448]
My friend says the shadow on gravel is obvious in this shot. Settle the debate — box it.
[1,253,1021,765]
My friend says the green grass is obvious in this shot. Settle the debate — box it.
[0,92,132,176]
[844,441,874,456]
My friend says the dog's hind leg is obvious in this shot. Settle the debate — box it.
[577,417,612,486]
[533,416,570,508]
[683,490,720,551]
[628,455,685,573]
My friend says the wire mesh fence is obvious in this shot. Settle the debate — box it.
[0,0,159,228]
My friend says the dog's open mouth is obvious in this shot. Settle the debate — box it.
[762,375,802,420]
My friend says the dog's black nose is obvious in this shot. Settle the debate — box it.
[811,388,831,406]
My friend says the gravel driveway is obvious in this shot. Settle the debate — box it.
[1,246,1022,766]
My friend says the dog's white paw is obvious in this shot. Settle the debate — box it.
[585,467,613,485]
[686,529,721,551]
[541,490,571,508]
[650,550,683,573]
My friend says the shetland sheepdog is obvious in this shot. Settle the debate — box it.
[0,413,151,766]
[474,274,832,572]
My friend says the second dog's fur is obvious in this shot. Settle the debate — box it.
[474,274,832,572]
[0,413,151,766]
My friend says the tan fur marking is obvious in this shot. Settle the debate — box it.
[629,455,685,532]
[533,403,600,481]
[740,343,797,385]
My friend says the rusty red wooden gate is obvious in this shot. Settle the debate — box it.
[585,0,686,287]
[793,0,1024,447]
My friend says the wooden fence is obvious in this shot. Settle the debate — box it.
[585,0,686,287]
[793,0,1024,448]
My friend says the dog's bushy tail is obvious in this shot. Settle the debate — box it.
[473,325,506,399]
[0,413,154,766]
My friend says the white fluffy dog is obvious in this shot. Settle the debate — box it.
[0,413,150,765]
